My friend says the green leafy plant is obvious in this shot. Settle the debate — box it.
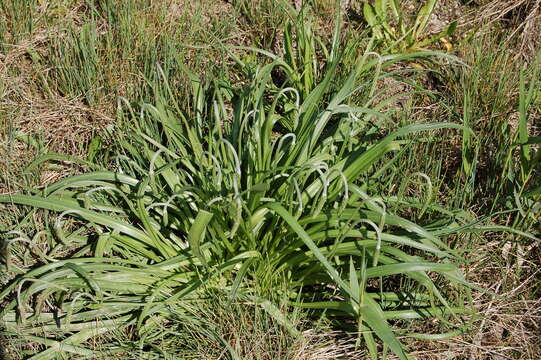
[440,34,540,224]
[1,15,482,359]
[498,54,541,230]
[363,0,457,53]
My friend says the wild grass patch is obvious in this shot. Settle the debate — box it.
[1,1,540,359]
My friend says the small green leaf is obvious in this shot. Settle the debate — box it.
[87,136,102,162]
[188,210,214,269]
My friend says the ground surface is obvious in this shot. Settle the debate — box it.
[1,0,540,359]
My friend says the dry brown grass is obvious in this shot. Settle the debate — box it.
[0,0,243,195]
[398,237,541,360]
[183,299,369,360]
[462,0,541,60]
[0,41,113,193]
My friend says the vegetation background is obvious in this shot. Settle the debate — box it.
[0,0,540,359]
